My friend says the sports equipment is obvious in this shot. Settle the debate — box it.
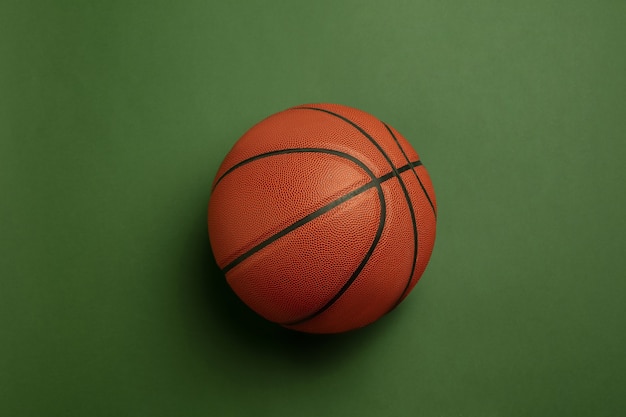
[208,103,437,333]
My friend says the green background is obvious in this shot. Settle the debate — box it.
[1,1,625,416]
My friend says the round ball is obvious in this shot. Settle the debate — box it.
[208,103,437,334]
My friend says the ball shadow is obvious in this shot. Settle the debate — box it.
[185,205,390,369]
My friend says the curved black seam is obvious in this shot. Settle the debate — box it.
[220,148,379,274]
[212,147,355,192]
[294,107,400,173]
[294,109,418,217]
[218,148,387,325]
[290,107,419,322]
[283,180,386,325]
[383,123,437,220]
[383,123,420,310]
[219,158,420,325]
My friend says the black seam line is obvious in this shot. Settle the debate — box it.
[382,123,419,309]
[295,107,403,176]
[378,159,421,182]
[287,106,421,325]
[283,178,386,326]
[383,123,437,220]
[221,158,420,276]
[283,159,422,326]
[220,148,380,274]
[212,148,352,192]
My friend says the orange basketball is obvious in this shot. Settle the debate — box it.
[208,104,437,334]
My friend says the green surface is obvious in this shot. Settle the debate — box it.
[1,1,625,416]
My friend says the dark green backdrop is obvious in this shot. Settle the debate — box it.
[1,1,625,416]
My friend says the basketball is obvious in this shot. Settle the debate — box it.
[207,103,437,334]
